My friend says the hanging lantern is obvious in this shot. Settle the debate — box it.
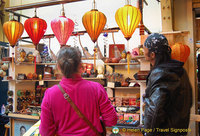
[171,43,190,63]
[51,4,74,48]
[82,0,106,71]
[3,19,24,69]
[24,9,47,48]
[3,19,24,47]
[82,0,107,43]
[115,1,141,41]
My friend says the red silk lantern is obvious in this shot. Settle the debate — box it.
[171,43,190,63]
[24,17,47,48]
[3,19,24,47]
[115,3,141,40]
[82,9,107,43]
[51,15,74,48]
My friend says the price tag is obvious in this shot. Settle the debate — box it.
[107,82,115,88]
[39,80,44,85]
[129,83,135,87]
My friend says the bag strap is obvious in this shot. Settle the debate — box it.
[57,84,102,136]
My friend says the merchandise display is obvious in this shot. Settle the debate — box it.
[1,0,195,136]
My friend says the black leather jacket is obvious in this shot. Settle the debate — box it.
[144,60,192,136]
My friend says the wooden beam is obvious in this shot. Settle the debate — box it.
[21,27,120,40]
[193,2,200,9]
[5,0,85,11]
[190,114,200,122]
[160,0,173,32]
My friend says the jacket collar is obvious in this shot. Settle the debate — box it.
[60,74,83,85]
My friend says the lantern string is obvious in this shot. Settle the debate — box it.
[61,4,65,16]
[92,0,96,9]
[34,8,37,17]
[112,32,116,45]
[125,0,131,5]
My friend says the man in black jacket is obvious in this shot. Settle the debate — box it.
[143,33,193,136]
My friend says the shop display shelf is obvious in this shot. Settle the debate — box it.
[130,80,146,83]
[131,55,145,60]
[7,113,39,120]
[3,78,106,83]
[105,87,140,90]
[104,62,140,66]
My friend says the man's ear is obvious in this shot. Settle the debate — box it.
[150,52,156,59]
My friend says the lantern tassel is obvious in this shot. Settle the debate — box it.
[93,47,97,73]
[12,52,14,71]
[34,56,36,73]
[127,52,131,74]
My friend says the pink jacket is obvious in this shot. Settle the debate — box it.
[39,74,117,136]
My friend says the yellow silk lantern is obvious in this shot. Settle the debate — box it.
[115,1,141,73]
[115,2,141,41]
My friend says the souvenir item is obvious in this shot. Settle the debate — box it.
[17,73,26,80]
[1,63,8,71]
[17,49,26,62]
[27,52,35,62]
[32,73,38,80]
[27,73,33,80]
[97,65,104,78]
[119,50,127,63]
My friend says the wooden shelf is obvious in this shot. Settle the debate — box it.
[5,0,85,11]
[83,77,106,80]
[4,78,105,82]
[104,62,139,66]
[131,55,145,60]
[130,80,146,83]
[105,87,140,90]
[8,113,39,120]
[36,63,56,65]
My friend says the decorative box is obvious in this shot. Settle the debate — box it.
[137,71,150,80]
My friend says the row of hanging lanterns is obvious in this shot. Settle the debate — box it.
[2,0,142,72]
[3,0,141,49]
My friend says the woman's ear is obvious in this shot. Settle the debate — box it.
[57,64,61,72]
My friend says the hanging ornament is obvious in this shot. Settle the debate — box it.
[171,43,190,63]
[115,0,141,41]
[24,8,47,72]
[24,8,47,49]
[3,17,24,70]
[82,2,107,43]
[51,4,74,48]
[82,0,106,71]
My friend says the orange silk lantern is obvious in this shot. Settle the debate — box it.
[82,1,107,43]
[82,0,106,71]
[3,19,24,69]
[171,43,190,63]
[3,19,24,47]
[115,1,141,41]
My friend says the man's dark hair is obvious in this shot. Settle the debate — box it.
[144,33,171,67]
[57,47,81,78]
